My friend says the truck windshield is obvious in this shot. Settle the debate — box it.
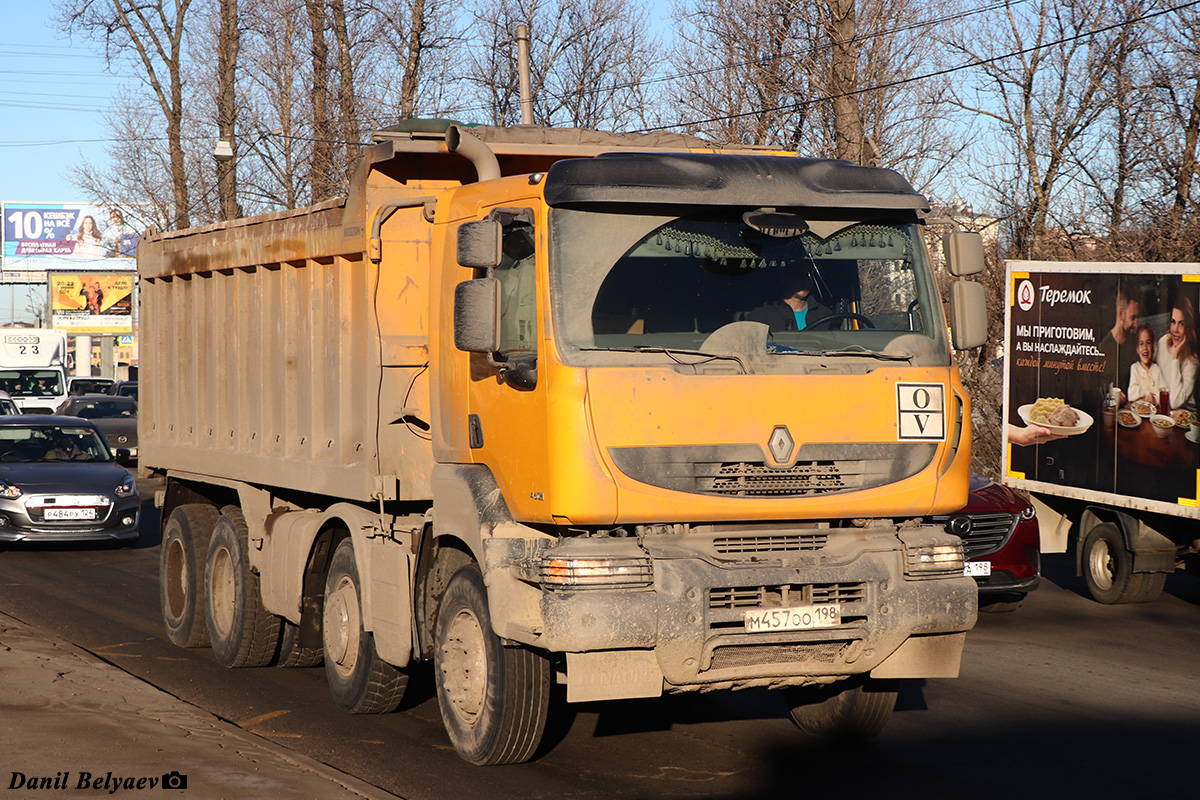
[550,210,949,368]
[0,369,65,398]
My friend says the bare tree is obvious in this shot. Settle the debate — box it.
[461,0,661,129]
[57,0,197,229]
[217,0,241,219]
[946,0,1127,259]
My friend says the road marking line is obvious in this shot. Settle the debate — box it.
[238,709,292,728]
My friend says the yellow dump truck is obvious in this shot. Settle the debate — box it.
[140,121,987,764]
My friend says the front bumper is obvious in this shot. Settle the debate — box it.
[487,525,977,695]
[0,500,140,544]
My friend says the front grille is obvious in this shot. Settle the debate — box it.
[708,641,849,671]
[609,443,936,499]
[709,582,867,610]
[712,534,828,554]
[934,511,1015,558]
[705,462,851,496]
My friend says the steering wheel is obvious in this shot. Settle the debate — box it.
[807,313,875,331]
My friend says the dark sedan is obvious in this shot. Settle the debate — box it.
[55,395,137,463]
[933,473,1041,611]
[0,416,139,545]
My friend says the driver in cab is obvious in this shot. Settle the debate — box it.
[745,268,832,332]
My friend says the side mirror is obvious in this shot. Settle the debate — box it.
[949,280,988,350]
[457,219,503,268]
[454,278,501,353]
[943,231,986,277]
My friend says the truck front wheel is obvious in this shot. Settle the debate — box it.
[434,564,550,765]
[160,504,219,648]
[783,677,897,740]
[1082,523,1165,604]
[205,507,281,667]
[322,539,407,713]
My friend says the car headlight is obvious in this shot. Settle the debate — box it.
[0,481,21,499]
[114,475,137,499]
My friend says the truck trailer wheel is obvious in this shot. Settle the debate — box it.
[783,677,897,740]
[205,507,281,667]
[1082,523,1165,604]
[434,565,550,765]
[160,504,220,648]
[322,539,407,713]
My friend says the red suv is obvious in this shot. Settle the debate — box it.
[932,474,1041,611]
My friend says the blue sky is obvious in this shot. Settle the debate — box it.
[0,10,125,203]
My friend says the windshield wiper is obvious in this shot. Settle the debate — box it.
[579,346,749,373]
[771,343,914,362]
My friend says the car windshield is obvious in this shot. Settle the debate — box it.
[66,399,136,419]
[70,379,113,395]
[0,425,111,462]
[550,209,949,369]
[0,369,64,398]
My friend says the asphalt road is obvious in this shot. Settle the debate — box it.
[0,487,1197,800]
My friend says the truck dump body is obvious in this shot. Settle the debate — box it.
[141,121,980,764]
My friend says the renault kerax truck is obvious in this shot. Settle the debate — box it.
[139,121,988,764]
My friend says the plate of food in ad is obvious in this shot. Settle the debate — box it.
[1018,397,1094,436]
[1117,408,1142,428]
[1130,399,1157,417]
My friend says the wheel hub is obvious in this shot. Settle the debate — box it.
[1089,538,1115,591]
[324,576,360,676]
[440,609,487,722]
[210,546,235,636]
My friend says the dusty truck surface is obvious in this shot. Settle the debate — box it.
[139,121,985,764]
[1003,260,1200,603]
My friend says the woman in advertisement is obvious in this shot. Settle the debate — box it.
[1154,295,1197,410]
[67,215,106,258]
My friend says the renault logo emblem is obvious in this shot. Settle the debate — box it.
[768,425,795,465]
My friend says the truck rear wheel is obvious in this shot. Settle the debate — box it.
[277,620,323,668]
[1082,523,1165,604]
[160,504,219,648]
[205,507,281,667]
[434,564,550,765]
[783,677,897,740]
[323,539,407,713]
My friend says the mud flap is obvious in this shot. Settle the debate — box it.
[869,632,966,679]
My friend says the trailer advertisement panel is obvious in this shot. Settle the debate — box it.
[1004,262,1200,515]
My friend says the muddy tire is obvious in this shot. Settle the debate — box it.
[783,677,897,740]
[1082,523,1165,604]
[205,507,281,668]
[160,504,219,648]
[323,539,407,713]
[434,564,550,765]
[277,620,323,668]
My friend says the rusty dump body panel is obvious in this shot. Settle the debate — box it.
[137,123,776,502]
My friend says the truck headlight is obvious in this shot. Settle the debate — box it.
[900,531,965,578]
[540,555,653,589]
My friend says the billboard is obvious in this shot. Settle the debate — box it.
[49,272,134,335]
[1004,262,1200,513]
[2,202,139,278]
